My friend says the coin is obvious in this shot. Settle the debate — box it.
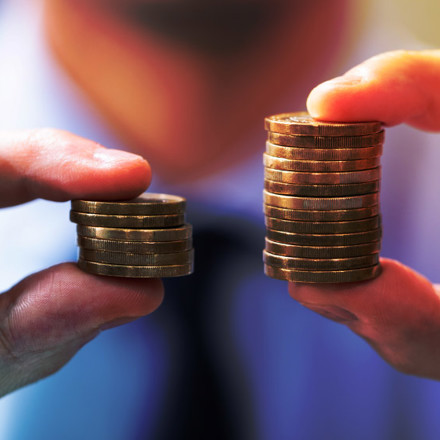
[79,248,194,265]
[268,131,385,148]
[264,263,382,283]
[264,112,382,136]
[263,205,380,222]
[266,228,382,246]
[78,259,194,278]
[264,180,380,197]
[265,238,381,258]
[78,236,193,254]
[264,153,380,172]
[264,167,381,185]
[263,190,379,210]
[70,211,185,228]
[77,224,193,241]
[265,216,380,234]
[266,143,383,160]
[263,250,379,270]
[71,193,186,215]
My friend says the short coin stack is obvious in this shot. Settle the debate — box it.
[263,112,383,283]
[71,193,194,278]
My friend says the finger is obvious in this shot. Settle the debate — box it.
[307,50,440,130]
[289,258,440,377]
[0,263,163,395]
[0,128,152,207]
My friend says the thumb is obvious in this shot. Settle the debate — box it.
[289,258,440,379]
[307,49,440,131]
[0,263,163,396]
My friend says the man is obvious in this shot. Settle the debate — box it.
[1,0,440,438]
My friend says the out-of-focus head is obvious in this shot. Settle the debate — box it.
[44,0,364,181]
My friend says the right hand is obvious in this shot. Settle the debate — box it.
[291,50,440,380]
[0,128,164,397]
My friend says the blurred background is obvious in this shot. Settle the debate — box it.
[0,0,440,439]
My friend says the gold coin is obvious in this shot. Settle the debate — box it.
[71,193,186,215]
[264,179,380,197]
[78,236,193,254]
[263,250,379,270]
[264,112,382,136]
[264,153,380,172]
[264,263,382,283]
[268,131,385,148]
[266,228,382,246]
[263,205,380,222]
[265,238,381,258]
[77,224,192,242]
[78,259,194,278]
[266,142,383,160]
[264,167,381,185]
[79,248,194,266]
[70,211,185,228]
[265,216,381,234]
[263,190,379,210]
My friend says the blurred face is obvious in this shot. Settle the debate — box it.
[45,0,353,181]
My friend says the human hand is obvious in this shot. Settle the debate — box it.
[290,50,440,380]
[0,129,164,397]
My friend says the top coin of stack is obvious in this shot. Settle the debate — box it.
[71,193,194,278]
[263,112,383,283]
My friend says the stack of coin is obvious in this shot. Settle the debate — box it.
[263,112,383,283]
[70,193,194,278]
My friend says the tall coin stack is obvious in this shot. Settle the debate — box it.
[70,193,194,278]
[263,112,383,283]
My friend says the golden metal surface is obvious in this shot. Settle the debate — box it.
[77,224,193,242]
[72,193,186,215]
[79,248,194,266]
[264,167,381,185]
[78,236,192,253]
[263,205,380,222]
[266,228,382,246]
[78,259,194,278]
[263,190,379,210]
[263,153,380,172]
[268,131,384,148]
[265,216,380,234]
[266,142,383,160]
[264,112,382,136]
[263,250,379,270]
[265,238,381,258]
[71,211,185,228]
[264,179,379,197]
[264,263,382,283]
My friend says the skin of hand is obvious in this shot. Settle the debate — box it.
[290,50,440,380]
[0,129,164,397]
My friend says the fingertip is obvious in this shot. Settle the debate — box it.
[306,74,366,121]
[92,148,152,188]
[2,128,154,204]
[68,146,153,201]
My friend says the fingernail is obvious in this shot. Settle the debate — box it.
[93,148,144,166]
[305,305,358,323]
[324,74,364,87]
